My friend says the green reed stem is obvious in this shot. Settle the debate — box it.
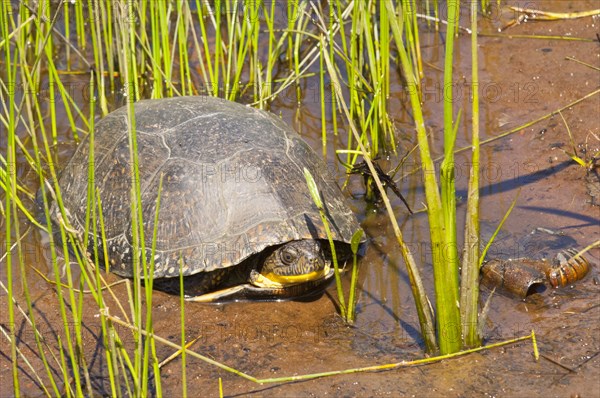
[422,0,460,355]
[196,0,214,93]
[346,230,364,324]
[3,2,20,393]
[74,0,85,48]
[223,0,236,99]
[460,0,482,348]
[213,0,222,96]
[55,335,71,396]
[387,1,444,353]
[87,72,120,394]
[304,168,346,318]
[292,2,306,105]
[328,3,339,140]
[88,0,104,112]
[260,0,275,103]
[162,1,174,98]
[179,256,188,398]
[102,0,115,94]
[319,44,327,156]
[150,2,163,98]
[147,176,164,397]
[176,1,192,97]
[479,190,520,267]
[119,5,144,392]
[95,191,120,396]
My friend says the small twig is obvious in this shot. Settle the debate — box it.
[0,228,30,265]
[158,335,203,369]
[28,264,127,294]
[508,6,600,21]
[565,57,600,72]
[416,13,472,34]
[540,354,577,373]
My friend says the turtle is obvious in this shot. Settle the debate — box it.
[43,96,363,302]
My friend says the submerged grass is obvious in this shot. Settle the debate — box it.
[2,0,597,395]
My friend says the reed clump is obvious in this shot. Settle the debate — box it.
[4,0,582,394]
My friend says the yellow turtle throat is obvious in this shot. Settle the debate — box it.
[250,262,331,289]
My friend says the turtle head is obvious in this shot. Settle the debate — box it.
[258,240,327,284]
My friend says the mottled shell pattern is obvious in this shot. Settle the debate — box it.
[50,96,361,279]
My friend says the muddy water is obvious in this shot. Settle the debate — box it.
[2,1,600,397]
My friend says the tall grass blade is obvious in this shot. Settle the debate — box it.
[180,255,188,398]
[3,1,20,391]
[117,4,146,392]
[432,0,462,354]
[148,175,165,396]
[347,230,364,324]
[304,167,346,318]
[386,0,451,353]
[479,191,521,267]
[460,0,482,348]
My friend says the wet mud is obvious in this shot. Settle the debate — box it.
[1,1,599,396]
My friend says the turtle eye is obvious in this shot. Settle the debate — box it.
[280,249,296,265]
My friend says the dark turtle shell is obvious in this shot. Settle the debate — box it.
[49,96,361,281]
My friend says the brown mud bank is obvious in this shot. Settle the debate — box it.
[1,1,599,396]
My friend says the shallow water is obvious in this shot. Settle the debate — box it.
[1,1,599,396]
